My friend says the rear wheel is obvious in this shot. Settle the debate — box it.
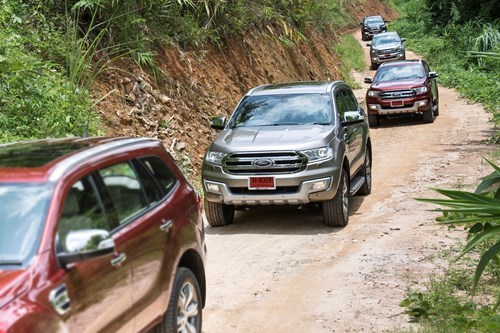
[159,267,202,333]
[322,169,349,227]
[368,114,379,127]
[357,149,372,195]
[204,199,234,227]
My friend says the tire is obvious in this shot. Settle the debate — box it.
[356,148,372,195]
[423,108,435,123]
[368,114,379,127]
[204,198,234,227]
[322,169,349,227]
[160,267,202,333]
[433,99,439,117]
[370,62,378,70]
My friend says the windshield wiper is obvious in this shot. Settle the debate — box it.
[0,260,23,265]
[309,122,331,125]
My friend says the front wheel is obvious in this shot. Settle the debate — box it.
[370,62,378,70]
[204,199,234,227]
[368,114,379,127]
[423,108,435,123]
[357,148,372,195]
[322,169,349,227]
[161,267,202,333]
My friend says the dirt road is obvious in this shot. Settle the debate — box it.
[202,32,496,332]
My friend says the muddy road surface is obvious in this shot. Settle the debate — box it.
[201,32,496,332]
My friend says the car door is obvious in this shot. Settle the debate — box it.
[423,60,438,103]
[96,158,180,331]
[52,175,135,333]
[335,88,364,172]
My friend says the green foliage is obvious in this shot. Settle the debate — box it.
[400,272,500,332]
[333,34,365,89]
[0,0,99,142]
[417,158,500,290]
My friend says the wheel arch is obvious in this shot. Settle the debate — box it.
[178,249,206,307]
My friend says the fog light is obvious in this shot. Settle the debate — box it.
[369,104,377,110]
[311,179,329,192]
[417,100,427,107]
[205,182,222,194]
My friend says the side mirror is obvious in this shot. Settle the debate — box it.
[429,71,438,79]
[364,77,373,84]
[210,116,226,130]
[360,22,363,25]
[384,19,389,23]
[366,43,371,47]
[57,229,114,267]
[341,111,365,124]
[401,37,406,42]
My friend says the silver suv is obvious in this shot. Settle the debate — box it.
[368,31,406,70]
[201,81,372,227]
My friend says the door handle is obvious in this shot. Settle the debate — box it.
[49,283,71,316]
[111,252,126,268]
[160,219,173,233]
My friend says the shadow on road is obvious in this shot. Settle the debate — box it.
[205,194,368,235]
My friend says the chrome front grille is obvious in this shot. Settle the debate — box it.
[223,152,307,174]
[378,48,397,54]
[379,90,415,100]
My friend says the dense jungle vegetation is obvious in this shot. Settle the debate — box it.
[0,0,365,143]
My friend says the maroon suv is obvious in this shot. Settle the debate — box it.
[364,59,439,126]
[0,137,206,332]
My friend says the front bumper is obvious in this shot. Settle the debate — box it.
[367,99,430,115]
[371,51,405,65]
[202,161,342,205]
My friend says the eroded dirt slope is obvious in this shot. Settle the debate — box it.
[94,1,396,181]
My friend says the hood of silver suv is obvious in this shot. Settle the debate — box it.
[210,125,336,153]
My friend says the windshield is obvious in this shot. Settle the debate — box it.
[372,35,400,47]
[365,17,383,25]
[228,93,333,128]
[0,183,53,266]
[374,64,425,82]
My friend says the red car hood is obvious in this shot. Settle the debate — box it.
[0,269,30,309]
[372,79,425,90]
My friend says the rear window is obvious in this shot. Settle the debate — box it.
[0,183,52,266]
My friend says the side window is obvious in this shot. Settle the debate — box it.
[57,176,108,253]
[99,162,147,224]
[335,90,348,119]
[139,156,178,197]
[423,61,430,75]
[345,90,359,111]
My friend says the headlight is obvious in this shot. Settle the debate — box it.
[301,147,333,163]
[414,86,428,94]
[205,150,227,165]
[371,49,377,54]
[397,46,405,51]
[368,90,379,97]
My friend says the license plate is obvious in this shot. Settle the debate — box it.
[248,176,275,190]
[391,100,404,107]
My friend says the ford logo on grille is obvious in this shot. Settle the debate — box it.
[252,159,274,168]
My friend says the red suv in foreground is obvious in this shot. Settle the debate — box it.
[364,59,439,126]
[0,137,206,332]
